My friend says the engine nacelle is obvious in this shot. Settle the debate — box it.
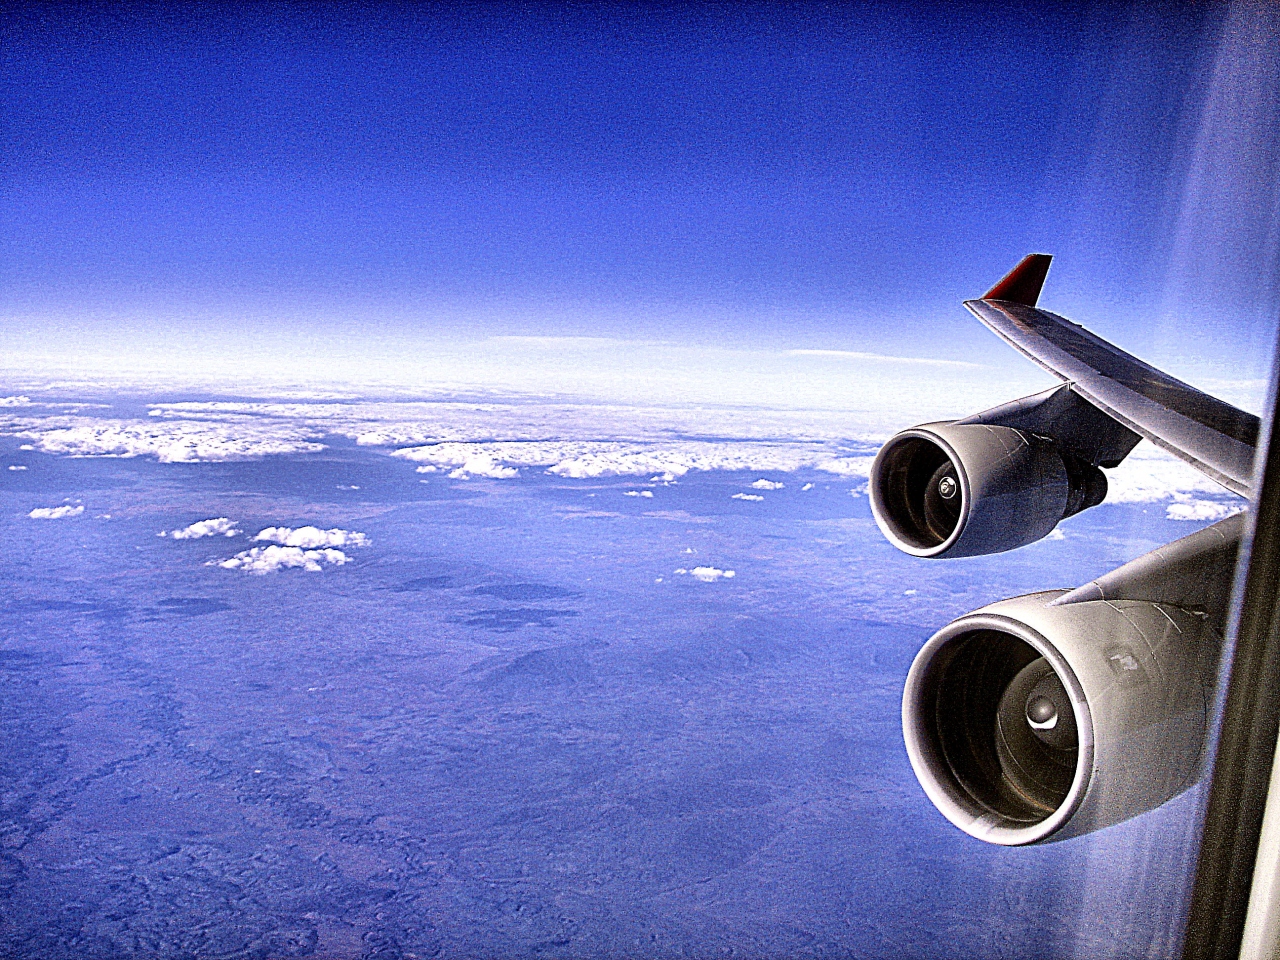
[869,422,1106,558]
[902,591,1222,845]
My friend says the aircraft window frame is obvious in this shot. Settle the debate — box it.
[1184,337,1280,959]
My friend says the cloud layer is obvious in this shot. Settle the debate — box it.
[391,439,870,481]
[0,392,1253,512]
[11,420,325,462]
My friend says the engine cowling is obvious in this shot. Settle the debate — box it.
[901,591,1222,845]
[869,422,1106,558]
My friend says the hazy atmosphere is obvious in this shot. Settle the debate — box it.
[2,3,1278,958]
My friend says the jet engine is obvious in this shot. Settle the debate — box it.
[868,386,1139,558]
[869,422,1107,558]
[877,255,1251,847]
[901,590,1224,845]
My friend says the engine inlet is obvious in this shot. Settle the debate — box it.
[902,614,1092,844]
[872,434,962,550]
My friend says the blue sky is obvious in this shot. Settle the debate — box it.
[2,2,1278,400]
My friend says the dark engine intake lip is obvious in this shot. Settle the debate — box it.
[902,611,1095,845]
[870,428,970,558]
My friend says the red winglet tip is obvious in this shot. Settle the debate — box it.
[983,253,1053,306]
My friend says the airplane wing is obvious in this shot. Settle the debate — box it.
[965,254,1258,496]
[869,254,1260,847]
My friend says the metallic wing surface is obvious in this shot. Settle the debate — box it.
[966,257,1258,495]
[869,254,1256,845]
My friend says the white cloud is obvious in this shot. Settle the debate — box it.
[211,525,370,572]
[18,444,34,451]
[253,526,370,549]
[1103,444,1232,504]
[392,439,867,481]
[485,335,646,349]
[8,465,26,471]
[397,444,527,478]
[786,349,981,368]
[0,396,31,407]
[161,517,240,540]
[449,455,518,479]
[547,444,818,479]
[732,493,764,501]
[751,479,784,490]
[624,490,654,498]
[29,504,83,519]
[1045,528,1066,541]
[815,456,876,478]
[1166,498,1244,522]
[801,483,814,491]
[675,566,736,582]
[215,545,352,574]
[11,420,325,462]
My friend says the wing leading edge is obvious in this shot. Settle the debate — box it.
[966,255,1259,496]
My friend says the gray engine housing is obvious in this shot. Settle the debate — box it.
[869,385,1138,558]
[870,422,1080,558]
[902,589,1224,845]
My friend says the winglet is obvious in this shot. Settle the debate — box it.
[982,254,1053,306]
